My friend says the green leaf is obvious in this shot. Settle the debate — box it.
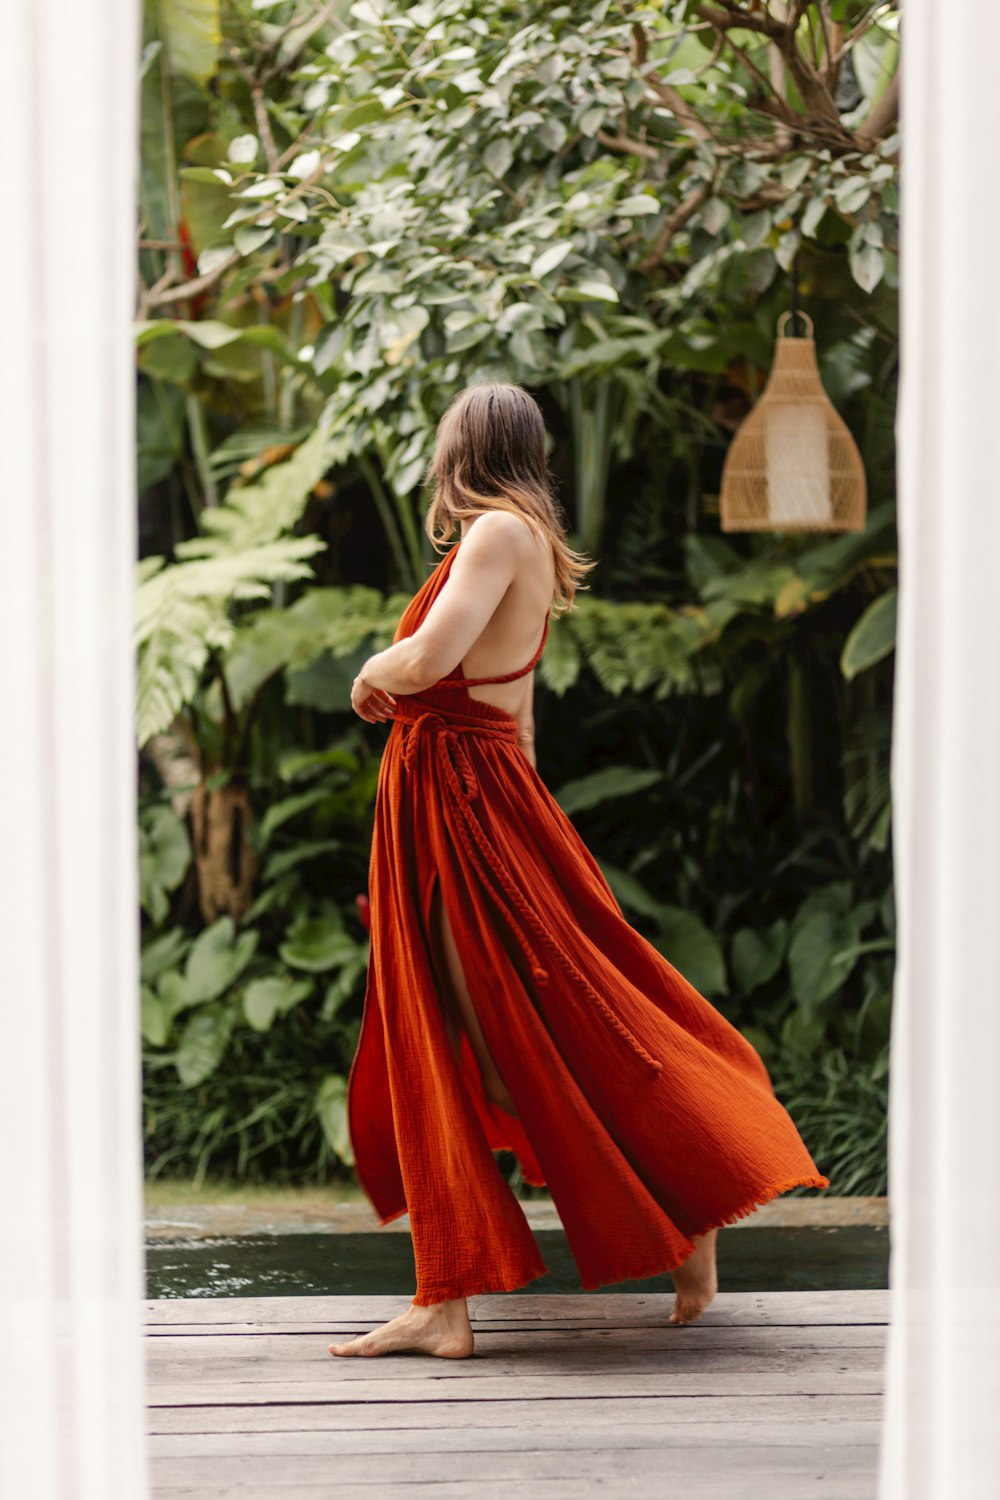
[259,789,335,845]
[322,953,368,1020]
[141,927,190,985]
[538,618,581,695]
[315,1074,354,1165]
[176,417,334,556]
[555,766,662,817]
[243,976,313,1032]
[285,652,357,713]
[157,970,194,1020]
[531,243,572,280]
[288,149,321,180]
[788,910,860,1008]
[239,177,284,199]
[776,228,800,272]
[617,194,659,217]
[578,104,605,137]
[159,0,219,84]
[184,917,259,1003]
[731,920,788,994]
[263,840,344,882]
[597,862,664,920]
[138,804,191,923]
[141,985,174,1048]
[329,97,386,132]
[738,209,772,249]
[780,1005,827,1055]
[780,158,812,192]
[835,175,871,214]
[557,280,619,304]
[701,197,731,236]
[234,224,274,256]
[841,589,896,679]
[738,1024,776,1064]
[135,537,323,744]
[849,239,885,294]
[656,905,728,998]
[228,133,258,163]
[174,1003,235,1087]
[279,911,359,972]
[136,328,199,388]
[684,534,743,594]
[483,138,514,177]
[800,195,828,238]
[279,746,360,782]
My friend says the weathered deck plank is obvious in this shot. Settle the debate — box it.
[149,1391,879,1434]
[147,1291,887,1499]
[146,1289,889,1325]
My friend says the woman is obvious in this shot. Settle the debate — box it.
[331,382,829,1360]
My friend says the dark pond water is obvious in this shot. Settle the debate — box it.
[146,1226,888,1299]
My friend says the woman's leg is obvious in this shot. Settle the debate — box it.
[668,1228,719,1324]
[330,886,532,1359]
[431,878,519,1118]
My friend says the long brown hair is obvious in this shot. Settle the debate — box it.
[423,382,596,615]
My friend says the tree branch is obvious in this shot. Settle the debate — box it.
[638,180,713,274]
[142,252,240,312]
[596,128,661,161]
[226,42,281,172]
[857,70,899,143]
[696,1,846,133]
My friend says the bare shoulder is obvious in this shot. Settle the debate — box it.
[465,509,545,559]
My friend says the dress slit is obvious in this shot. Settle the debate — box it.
[426,871,518,1118]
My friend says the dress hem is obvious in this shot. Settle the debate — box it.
[376,1205,410,1227]
[412,1261,550,1307]
[410,1172,832,1303]
[578,1171,833,1291]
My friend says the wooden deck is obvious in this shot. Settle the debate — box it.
[146,1290,888,1499]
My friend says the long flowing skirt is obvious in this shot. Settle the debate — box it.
[346,683,830,1306]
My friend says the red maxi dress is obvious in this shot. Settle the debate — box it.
[347,540,830,1306]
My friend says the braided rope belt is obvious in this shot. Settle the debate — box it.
[392,703,662,1077]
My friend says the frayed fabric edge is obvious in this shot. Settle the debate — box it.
[578,1172,833,1292]
[690,1171,832,1238]
[400,1171,833,1303]
[412,1260,550,1307]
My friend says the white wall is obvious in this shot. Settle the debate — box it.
[882,4,1000,1496]
[0,3,149,1496]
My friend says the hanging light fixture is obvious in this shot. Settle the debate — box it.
[719,311,867,533]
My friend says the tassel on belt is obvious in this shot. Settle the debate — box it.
[396,706,517,801]
[390,702,662,1077]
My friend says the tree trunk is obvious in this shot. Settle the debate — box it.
[190,775,259,923]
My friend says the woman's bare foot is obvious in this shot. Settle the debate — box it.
[668,1227,719,1325]
[329,1297,474,1359]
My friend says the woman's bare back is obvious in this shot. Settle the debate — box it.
[455,515,555,717]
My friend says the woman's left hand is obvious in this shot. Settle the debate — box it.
[352,673,397,724]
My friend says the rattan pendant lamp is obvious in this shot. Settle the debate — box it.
[719,309,867,532]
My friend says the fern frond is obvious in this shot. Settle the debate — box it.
[175,416,342,559]
[136,539,325,745]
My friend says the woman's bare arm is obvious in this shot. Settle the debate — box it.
[354,512,531,704]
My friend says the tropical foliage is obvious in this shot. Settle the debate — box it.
[138,0,899,1194]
